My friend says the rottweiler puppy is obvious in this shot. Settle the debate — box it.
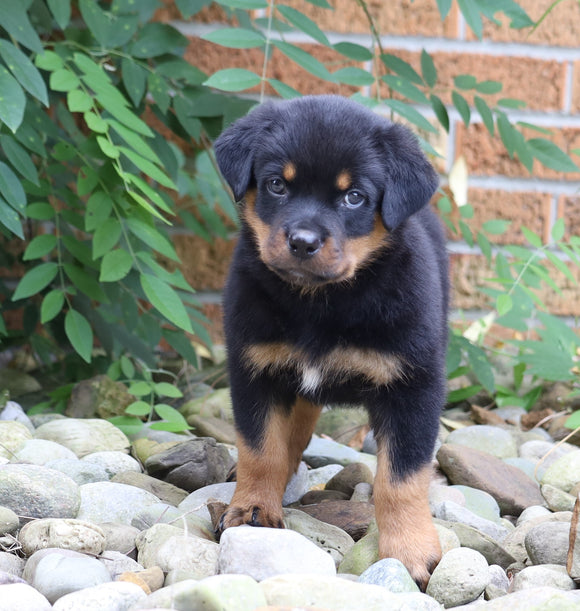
[214,95,448,588]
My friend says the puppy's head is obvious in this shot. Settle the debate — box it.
[214,95,438,288]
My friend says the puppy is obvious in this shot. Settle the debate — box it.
[214,95,448,588]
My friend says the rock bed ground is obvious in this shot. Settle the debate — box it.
[0,385,579,610]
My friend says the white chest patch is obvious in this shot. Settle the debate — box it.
[300,366,323,394]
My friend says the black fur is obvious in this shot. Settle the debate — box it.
[215,95,448,481]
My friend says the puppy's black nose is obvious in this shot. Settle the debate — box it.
[287,229,323,259]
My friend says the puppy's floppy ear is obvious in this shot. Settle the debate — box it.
[378,122,439,230]
[214,103,275,202]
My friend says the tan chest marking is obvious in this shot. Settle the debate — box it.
[243,341,406,391]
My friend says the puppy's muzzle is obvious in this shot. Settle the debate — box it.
[287,229,324,259]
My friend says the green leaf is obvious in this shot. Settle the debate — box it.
[23,234,57,260]
[67,89,93,113]
[482,219,510,234]
[122,58,147,108]
[79,0,110,47]
[50,69,80,92]
[97,136,120,159]
[215,0,267,8]
[452,90,470,126]
[154,382,183,398]
[333,42,372,61]
[497,114,517,157]
[383,99,437,133]
[108,120,160,164]
[497,98,526,109]
[93,217,122,259]
[272,40,331,81]
[203,27,265,49]
[477,231,492,262]
[420,50,437,88]
[334,67,374,87]
[129,381,153,397]
[95,90,153,136]
[381,54,423,85]
[0,135,39,185]
[130,23,189,58]
[551,217,565,242]
[26,202,55,220]
[527,138,580,173]
[63,264,107,301]
[147,72,171,114]
[0,40,48,107]
[268,79,301,99]
[436,0,453,19]
[0,67,25,132]
[304,0,332,7]
[454,74,477,90]
[496,293,513,316]
[65,309,93,363]
[204,68,261,92]
[48,0,72,29]
[125,401,151,416]
[99,249,133,282]
[474,95,494,136]
[13,262,59,301]
[1,4,43,54]
[119,146,175,189]
[521,226,543,248]
[0,197,23,238]
[127,218,178,261]
[447,385,482,403]
[151,403,190,431]
[140,273,193,333]
[457,0,483,39]
[125,174,173,215]
[565,411,580,431]
[35,51,63,72]
[545,250,576,284]
[475,80,502,94]
[382,75,429,104]
[429,94,449,132]
[277,5,330,46]
[84,111,108,134]
[465,341,495,392]
[41,289,65,323]
[0,162,26,213]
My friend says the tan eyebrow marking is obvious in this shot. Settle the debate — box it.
[336,170,352,191]
[283,162,297,182]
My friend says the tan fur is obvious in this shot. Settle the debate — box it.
[283,161,297,182]
[374,440,441,590]
[244,342,406,388]
[335,170,352,191]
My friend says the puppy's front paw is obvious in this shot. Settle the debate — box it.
[215,503,285,539]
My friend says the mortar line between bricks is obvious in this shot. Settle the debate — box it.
[175,21,580,61]
[467,175,580,195]
[564,61,574,114]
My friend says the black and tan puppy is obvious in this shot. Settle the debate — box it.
[214,95,448,588]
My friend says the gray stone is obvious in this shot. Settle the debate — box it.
[98,550,144,580]
[0,400,34,431]
[0,551,25,576]
[568,493,580,580]
[132,503,214,541]
[51,581,146,611]
[18,518,105,556]
[437,444,545,515]
[0,421,32,459]
[284,507,354,566]
[436,523,461,554]
[338,528,379,575]
[34,418,130,457]
[25,549,111,603]
[134,575,267,611]
[303,435,377,473]
[541,450,580,492]
[503,457,539,482]
[525,521,570,565]
[0,506,19,534]
[429,484,465,514]
[450,485,501,522]
[99,522,140,556]
[188,414,237,445]
[77,481,161,525]
[44,458,109,485]
[136,523,219,577]
[112,471,189,506]
[66,374,134,419]
[541,484,577,511]
[426,547,489,607]
[80,451,141,478]
[358,558,420,593]
[519,440,576,481]
[260,574,440,611]
[434,501,509,542]
[0,464,80,521]
[516,505,552,525]
[0,370,41,398]
[363,430,378,454]
[178,482,236,522]
[282,461,309,505]
[325,462,374,496]
[445,425,517,458]
[351,482,373,502]
[217,524,336,581]
[12,439,78,465]
[495,406,527,424]
[502,511,572,563]
[307,464,344,488]
[510,564,576,591]
[488,563,509,592]
[0,583,51,610]
[456,587,580,610]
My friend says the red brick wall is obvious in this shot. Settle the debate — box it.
[158,0,580,339]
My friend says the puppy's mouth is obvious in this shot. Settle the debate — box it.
[268,264,350,287]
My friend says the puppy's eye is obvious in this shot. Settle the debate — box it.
[266,178,287,196]
[344,190,365,208]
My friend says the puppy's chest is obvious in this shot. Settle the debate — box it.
[243,341,405,394]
